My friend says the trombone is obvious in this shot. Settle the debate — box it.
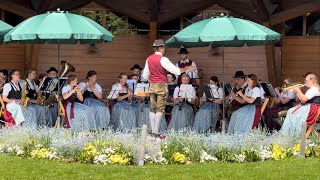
[281,82,306,92]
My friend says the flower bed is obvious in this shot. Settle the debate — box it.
[0,127,319,165]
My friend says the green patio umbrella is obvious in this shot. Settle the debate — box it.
[166,16,281,129]
[0,20,13,43]
[4,9,114,124]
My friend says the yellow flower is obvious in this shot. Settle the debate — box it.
[31,148,49,159]
[173,152,186,164]
[292,144,300,153]
[109,154,130,165]
[271,145,286,160]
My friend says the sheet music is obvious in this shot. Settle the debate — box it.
[178,84,195,99]
[126,79,137,91]
[107,84,122,99]
[134,83,149,93]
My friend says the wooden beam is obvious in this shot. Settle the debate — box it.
[265,44,276,86]
[302,15,307,36]
[270,0,320,26]
[149,0,159,21]
[49,0,91,11]
[0,1,36,18]
[125,16,129,35]
[218,0,262,23]
[35,0,54,13]
[93,0,149,24]
[251,0,270,21]
[101,9,106,28]
[158,0,220,24]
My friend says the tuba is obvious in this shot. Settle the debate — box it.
[43,61,75,106]
[21,80,29,108]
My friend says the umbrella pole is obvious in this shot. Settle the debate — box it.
[57,42,61,128]
[222,46,226,132]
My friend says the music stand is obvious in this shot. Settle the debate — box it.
[185,68,203,80]
[135,83,149,94]
[261,82,277,97]
[126,79,137,92]
[179,84,195,99]
[203,85,219,100]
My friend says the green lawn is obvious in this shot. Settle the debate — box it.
[0,155,319,180]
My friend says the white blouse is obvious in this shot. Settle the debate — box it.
[173,84,196,99]
[107,83,126,99]
[2,82,21,96]
[244,87,261,99]
[305,86,320,100]
[79,82,102,93]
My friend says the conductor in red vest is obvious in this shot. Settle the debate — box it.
[142,39,196,137]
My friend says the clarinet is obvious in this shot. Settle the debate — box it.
[178,86,182,111]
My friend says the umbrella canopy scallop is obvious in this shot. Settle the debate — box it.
[0,21,13,43]
[4,10,113,44]
[166,16,280,48]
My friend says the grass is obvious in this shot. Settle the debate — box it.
[0,155,319,180]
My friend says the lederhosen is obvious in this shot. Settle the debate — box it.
[177,60,193,84]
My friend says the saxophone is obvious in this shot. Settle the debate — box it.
[36,90,45,105]
[21,80,29,108]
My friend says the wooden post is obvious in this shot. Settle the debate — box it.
[302,15,307,36]
[138,124,148,166]
[1,9,5,21]
[180,16,184,30]
[263,22,277,86]
[101,10,106,28]
[149,21,157,53]
[125,16,129,35]
[300,121,307,158]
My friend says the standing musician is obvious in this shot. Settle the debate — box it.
[280,74,320,136]
[62,75,96,131]
[226,71,247,122]
[168,74,196,131]
[108,73,136,131]
[227,74,262,134]
[2,70,37,127]
[142,39,196,137]
[79,70,110,129]
[175,47,200,86]
[265,78,296,131]
[23,69,52,127]
[193,76,223,133]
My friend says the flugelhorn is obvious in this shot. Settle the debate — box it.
[281,82,306,92]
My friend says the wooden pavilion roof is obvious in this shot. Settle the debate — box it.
[2,0,320,26]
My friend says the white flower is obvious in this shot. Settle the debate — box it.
[46,151,58,159]
[93,154,109,165]
[200,150,218,163]
[234,154,246,163]
[259,149,272,161]
[16,149,24,156]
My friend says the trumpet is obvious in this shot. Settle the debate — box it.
[281,82,306,92]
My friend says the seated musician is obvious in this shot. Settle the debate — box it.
[226,71,247,124]
[46,67,59,127]
[23,69,52,127]
[108,73,136,131]
[227,74,262,134]
[165,72,176,124]
[265,78,296,131]
[128,64,142,83]
[193,76,223,133]
[280,74,320,136]
[2,70,37,127]
[168,74,196,131]
[62,75,96,131]
[0,69,8,89]
[79,70,110,129]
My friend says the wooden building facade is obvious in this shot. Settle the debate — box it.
[0,0,318,92]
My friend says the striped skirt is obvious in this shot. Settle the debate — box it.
[227,105,259,134]
[280,104,319,136]
[110,101,137,131]
[136,102,167,133]
[193,102,221,133]
[65,102,96,132]
[6,103,37,128]
[27,103,52,127]
[168,103,194,131]
[83,98,110,129]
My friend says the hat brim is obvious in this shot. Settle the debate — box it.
[153,44,165,47]
[232,75,246,78]
[46,69,58,73]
